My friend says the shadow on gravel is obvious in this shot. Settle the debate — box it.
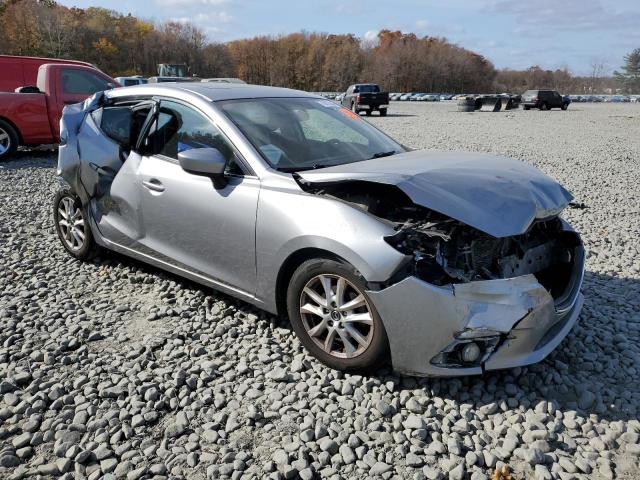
[89,248,639,425]
[0,151,57,170]
[377,113,416,118]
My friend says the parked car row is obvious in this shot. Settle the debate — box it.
[568,94,639,103]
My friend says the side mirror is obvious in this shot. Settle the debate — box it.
[178,147,227,188]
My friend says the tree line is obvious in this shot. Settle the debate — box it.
[0,0,635,94]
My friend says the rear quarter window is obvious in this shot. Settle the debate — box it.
[93,107,134,147]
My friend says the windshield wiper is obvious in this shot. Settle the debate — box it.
[369,150,396,159]
[278,163,330,173]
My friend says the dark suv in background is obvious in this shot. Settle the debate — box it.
[521,90,570,110]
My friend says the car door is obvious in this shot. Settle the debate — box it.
[135,99,260,295]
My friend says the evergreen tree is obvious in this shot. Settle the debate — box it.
[614,48,640,93]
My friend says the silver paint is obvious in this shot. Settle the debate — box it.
[56,83,585,376]
[297,149,574,238]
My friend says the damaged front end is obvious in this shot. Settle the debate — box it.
[299,179,584,376]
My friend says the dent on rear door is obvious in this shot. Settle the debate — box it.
[74,106,143,245]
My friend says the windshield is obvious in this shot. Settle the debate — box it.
[218,97,404,171]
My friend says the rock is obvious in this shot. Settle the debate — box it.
[578,391,596,410]
[403,415,426,430]
[406,452,424,467]
[534,465,552,480]
[423,466,444,480]
[318,437,338,455]
[370,461,392,475]
[0,455,20,468]
[339,445,356,465]
[558,457,577,473]
[449,463,465,480]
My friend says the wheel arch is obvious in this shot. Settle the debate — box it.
[0,115,23,145]
[275,247,344,318]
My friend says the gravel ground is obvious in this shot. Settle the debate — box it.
[1,102,639,480]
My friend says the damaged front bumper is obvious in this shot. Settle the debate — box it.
[367,245,584,377]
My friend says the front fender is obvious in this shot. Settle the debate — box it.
[255,175,407,313]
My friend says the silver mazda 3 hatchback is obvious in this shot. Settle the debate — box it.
[55,83,584,376]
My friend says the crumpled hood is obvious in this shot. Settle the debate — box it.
[297,150,573,237]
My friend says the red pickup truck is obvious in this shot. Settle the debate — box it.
[0,62,116,160]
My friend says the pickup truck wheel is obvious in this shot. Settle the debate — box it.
[53,189,99,261]
[379,109,387,117]
[540,102,549,110]
[365,109,372,116]
[523,105,530,110]
[0,119,19,161]
[287,258,389,372]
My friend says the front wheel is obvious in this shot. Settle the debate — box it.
[0,119,19,161]
[561,103,568,110]
[286,258,389,372]
[53,188,99,260]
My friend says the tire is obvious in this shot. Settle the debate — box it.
[540,102,549,110]
[286,258,389,372]
[53,188,99,261]
[0,119,19,161]
[365,109,372,116]
[523,105,530,111]
[561,103,568,110]
[351,102,358,114]
[379,108,387,117]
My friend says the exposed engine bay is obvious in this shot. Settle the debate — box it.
[302,180,580,299]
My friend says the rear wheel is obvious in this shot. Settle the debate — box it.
[0,119,19,161]
[53,188,99,260]
[286,258,389,372]
[540,102,549,110]
[365,109,372,116]
[523,105,530,110]
[379,108,387,117]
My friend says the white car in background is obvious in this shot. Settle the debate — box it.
[201,78,246,84]
[114,76,147,87]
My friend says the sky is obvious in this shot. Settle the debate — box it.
[56,0,640,75]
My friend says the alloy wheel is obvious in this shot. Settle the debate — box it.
[299,274,374,359]
[57,196,86,251]
[0,126,10,155]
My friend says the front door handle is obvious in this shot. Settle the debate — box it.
[142,179,165,192]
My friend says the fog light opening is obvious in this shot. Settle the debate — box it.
[430,334,502,368]
[461,342,481,363]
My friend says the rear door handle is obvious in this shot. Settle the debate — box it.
[142,179,165,192]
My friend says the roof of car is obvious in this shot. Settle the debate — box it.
[108,82,317,102]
